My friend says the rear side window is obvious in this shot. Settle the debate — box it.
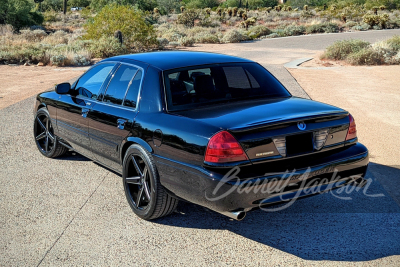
[123,69,143,108]
[74,63,115,100]
[164,63,291,111]
[103,64,138,105]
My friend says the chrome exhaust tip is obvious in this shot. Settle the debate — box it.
[218,210,246,221]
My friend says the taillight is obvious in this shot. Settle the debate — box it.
[205,131,248,163]
[345,114,357,140]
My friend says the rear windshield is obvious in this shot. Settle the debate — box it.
[163,63,291,111]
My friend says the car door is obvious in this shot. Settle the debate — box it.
[56,62,116,158]
[87,63,145,170]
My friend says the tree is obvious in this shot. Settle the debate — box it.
[0,0,44,30]
[84,4,157,51]
[156,0,180,13]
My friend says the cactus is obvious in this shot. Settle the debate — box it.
[205,8,211,15]
[238,8,245,17]
[372,6,378,15]
[232,7,238,16]
[287,6,292,11]
[274,5,281,12]
[379,5,386,11]
[153,7,159,14]
[303,5,308,11]
[216,7,222,16]
[341,13,347,22]
[227,7,232,17]
[242,12,248,20]
[266,7,272,13]
[180,6,185,13]
[114,30,123,44]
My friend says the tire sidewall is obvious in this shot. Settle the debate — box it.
[34,108,57,157]
[122,145,158,219]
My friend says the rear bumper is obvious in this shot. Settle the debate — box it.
[154,143,369,213]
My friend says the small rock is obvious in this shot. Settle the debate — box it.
[24,63,30,66]
[37,62,44,66]
[8,64,18,67]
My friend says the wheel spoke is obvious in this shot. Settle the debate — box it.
[126,176,141,185]
[131,156,143,177]
[47,132,55,142]
[35,132,46,141]
[36,117,46,131]
[45,136,49,152]
[143,181,151,201]
[142,167,151,200]
[136,187,144,207]
[46,117,49,131]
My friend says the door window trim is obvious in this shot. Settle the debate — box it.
[100,62,145,111]
[73,61,119,101]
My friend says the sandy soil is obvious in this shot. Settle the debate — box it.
[289,65,400,166]
[0,65,86,110]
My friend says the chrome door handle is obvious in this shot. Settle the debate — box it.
[82,108,89,118]
[117,119,127,130]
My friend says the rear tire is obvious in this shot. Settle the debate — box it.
[122,144,178,220]
[34,108,68,158]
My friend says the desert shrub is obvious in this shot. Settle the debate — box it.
[385,35,400,51]
[72,54,91,66]
[282,24,306,36]
[352,23,370,31]
[169,41,179,47]
[306,22,339,33]
[179,36,195,46]
[50,54,67,66]
[221,29,250,43]
[344,20,358,28]
[177,9,201,27]
[84,4,157,52]
[346,48,385,65]
[0,24,13,36]
[88,36,127,58]
[246,25,271,38]
[184,0,219,9]
[20,29,47,42]
[265,32,279,38]
[321,39,370,60]
[195,33,219,43]
[0,44,48,64]
[157,37,169,48]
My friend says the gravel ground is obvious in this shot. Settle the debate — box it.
[1,29,400,266]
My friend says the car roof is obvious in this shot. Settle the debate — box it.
[103,51,253,71]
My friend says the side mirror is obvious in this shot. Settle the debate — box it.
[55,83,71,95]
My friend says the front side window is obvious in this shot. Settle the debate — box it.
[74,63,115,100]
[103,64,138,105]
[164,63,291,111]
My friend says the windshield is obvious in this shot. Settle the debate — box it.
[164,62,291,111]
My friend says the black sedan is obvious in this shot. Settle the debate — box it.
[33,51,368,220]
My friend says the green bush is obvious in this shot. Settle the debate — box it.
[385,35,400,51]
[179,36,195,46]
[306,22,339,33]
[184,0,219,9]
[0,0,44,30]
[321,39,371,60]
[246,25,271,38]
[282,25,306,36]
[346,48,385,65]
[177,9,201,27]
[84,4,157,52]
[88,36,127,58]
[195,33,220,43]
[221,29,250,43]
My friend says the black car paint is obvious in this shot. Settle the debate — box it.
[34,51,369,214]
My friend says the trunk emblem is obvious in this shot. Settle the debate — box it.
[297,121,306,130]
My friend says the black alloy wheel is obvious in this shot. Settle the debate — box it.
[34,108,68,158]
[123,144,178,220]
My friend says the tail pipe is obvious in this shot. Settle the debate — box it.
[217,210,247,221]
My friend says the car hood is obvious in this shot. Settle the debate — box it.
[173,97,347,131]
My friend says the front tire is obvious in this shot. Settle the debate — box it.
[122,144,178,220]
[33,108,68,158]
